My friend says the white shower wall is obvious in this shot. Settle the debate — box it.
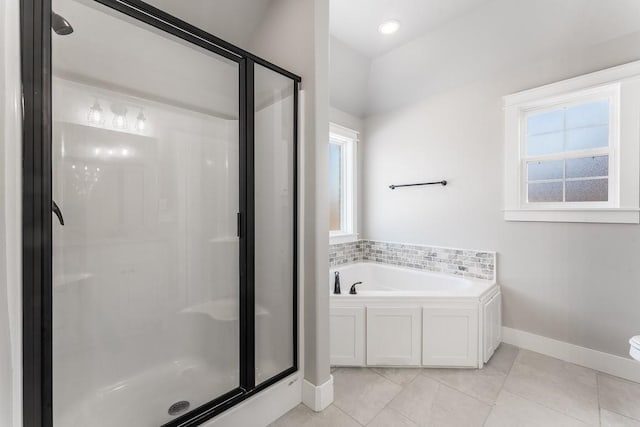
[51,76,242,425]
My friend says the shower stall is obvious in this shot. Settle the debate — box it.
[21,0,299,425]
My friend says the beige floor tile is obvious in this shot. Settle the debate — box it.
[333,368,402,425]
[598,374,640,421]
[423,365,505,404]
[388,375,440,425]
[371,367,421,386]
[485,343,519,374]
[367,407,418,427]
[269,404,361,427]
[503,350,599,424]
[429,385,491,427]
[279,346,640,427]
[484,390,587,427]
[601,409,640,427]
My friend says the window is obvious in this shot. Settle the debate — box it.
[503,61,640,223]
[329,123,358,241]
[523,98,613,205]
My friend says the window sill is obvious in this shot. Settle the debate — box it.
[503,208,640,224]
[329,233,359,245]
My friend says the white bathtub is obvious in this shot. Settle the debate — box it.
[331,262,494,297]
[329,263,501,368]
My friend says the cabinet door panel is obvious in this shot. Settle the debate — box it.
[366,307,421,366]
[483,292,502,363]
[330,307,365,366]
[422,305,478,367]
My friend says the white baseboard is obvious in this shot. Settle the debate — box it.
[202,372,302,427]
[502,327,640,383]
[302,375,334,412]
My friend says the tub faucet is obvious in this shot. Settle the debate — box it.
[349,282,362,295]
[334,271,341,294]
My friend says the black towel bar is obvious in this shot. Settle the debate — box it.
[389,180,447,190]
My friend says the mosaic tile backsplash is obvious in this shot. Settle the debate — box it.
[329,239,496,281]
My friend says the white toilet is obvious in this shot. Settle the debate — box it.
[630,336,640,361]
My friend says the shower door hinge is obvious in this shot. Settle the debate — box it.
[237,212,241,238]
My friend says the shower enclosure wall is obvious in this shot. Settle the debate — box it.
[21,0,299,426]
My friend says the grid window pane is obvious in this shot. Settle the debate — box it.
[527,110,564,135]
[527,160,563,181]
[566,179,608,202]
[329,143,342,231]
[566,100,609,129]
[525,99,610,156]
[526,132,564,156]
[566,156,608,179]
[565,125,609,151]
[528,182,563,203]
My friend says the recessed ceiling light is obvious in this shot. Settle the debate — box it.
[378,20,400,35]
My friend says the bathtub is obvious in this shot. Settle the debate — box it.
[329,262,501,368]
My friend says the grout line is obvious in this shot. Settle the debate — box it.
[367,406,418,427]
[482,347,521,427]
[370,369,420,426]
[600,408,640,425]
[505,347,603,425]
[420,367,499,407]
[332,403,365,426]
[336,367,403,426]
[501,388,595,426]
[371,367,421,386]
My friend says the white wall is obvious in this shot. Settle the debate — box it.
[363,30,640,358]
[250,0,331,388]
[0,0,22,425]
[329,37,369,118]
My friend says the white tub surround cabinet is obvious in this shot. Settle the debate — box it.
[329,263,501,368]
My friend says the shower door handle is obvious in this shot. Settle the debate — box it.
[52,200,65,226]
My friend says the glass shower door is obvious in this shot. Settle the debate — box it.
[51,0,241,425]
[254,64,297,385]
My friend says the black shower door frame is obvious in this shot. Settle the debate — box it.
[20,0,300,425]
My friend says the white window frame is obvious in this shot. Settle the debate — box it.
[503,61,640,224]
[329,123,358,243]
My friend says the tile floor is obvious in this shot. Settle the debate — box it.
[270,344,640,427]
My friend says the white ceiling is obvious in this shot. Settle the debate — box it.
[330,0,492,58]
[329,0,640,117]
[142,0,272,49]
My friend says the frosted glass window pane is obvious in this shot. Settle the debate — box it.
[254,64,295,386]
[566,100,609,129]
[526,132,564,156]
[527,160,563,181]
[565,125,608,151]
[329,143,342,231]
[527,110,564,135]
[566,179,608,202]
[528,182,563,202]
[566,156,608,178]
